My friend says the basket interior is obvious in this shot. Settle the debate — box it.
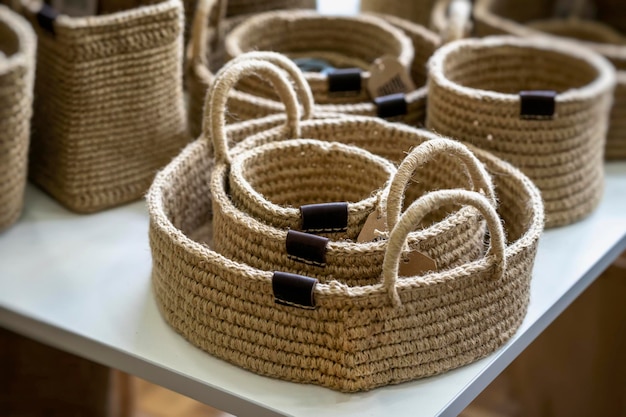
[236,143,391,206]
[441,43,599,94]
[0,20,19,57]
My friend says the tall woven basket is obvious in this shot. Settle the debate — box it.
[427,36,615,228]
[0,5,35,231]
[205,57,493,285]
[474,0,626,159]
[186,0,434,138]
[147,53,545,392]
[18,0,189,213]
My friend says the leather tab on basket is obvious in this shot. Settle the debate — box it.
[375,93,407,118]
[327,68,362,93]
[300,202,348,233]
[36,4,59,35]
[519,90,557,119]
[272,271,318,309]
[286,230,328,266]
[398,251,438,276]
[367,55,416,98]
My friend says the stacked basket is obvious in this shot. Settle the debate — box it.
[148,54,545,391]
[0,5,36,230]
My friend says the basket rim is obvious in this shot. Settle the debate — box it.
[428,35,616,104]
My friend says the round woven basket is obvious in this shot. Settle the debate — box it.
[18,0,189,213]
[148,112,545,392]
[207,56,492,284]
[0,6,35,231]
[427,36,615,228]
[474,0,626,159]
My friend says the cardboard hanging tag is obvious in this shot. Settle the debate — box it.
[357,210,387,243]
[51,0,97,17]
[398,251,438,276]
[367,56,416,99]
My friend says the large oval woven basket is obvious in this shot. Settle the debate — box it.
[0,5,35,231]
[186,0,433,138]
[148,113,544,393]
[427,36,615,228]
[474,0,626,159]
[18,0,189,213]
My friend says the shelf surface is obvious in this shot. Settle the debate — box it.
[1,162,625,417]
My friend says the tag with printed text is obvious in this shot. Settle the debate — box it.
[367,55,415,99]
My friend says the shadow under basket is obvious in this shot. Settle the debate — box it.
[22,0,189,213]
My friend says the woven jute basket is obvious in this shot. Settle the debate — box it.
[0,6,35,231]
[148,106,545,392]
[186,0,433,137]
[207,57,492,284]
[474,0,626,159]
[18,0,189,213]
[427,36,615,228]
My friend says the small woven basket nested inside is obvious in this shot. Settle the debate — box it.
[474,0,626,159]
[0,6,35,231]
[148,114,545,391]
[226,140,396,238]
[21,0,189,213]
[427,36,615,228]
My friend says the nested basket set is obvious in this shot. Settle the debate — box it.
[0,0,623,393]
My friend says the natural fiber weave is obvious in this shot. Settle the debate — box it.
[20,0,189,213]
[186,0,435,138]
[207,57,491,284]
[0,5,35,231]
[427,36,615,228]
[474,0,626,159]
[148,114,544,391]
[224,10,413,104]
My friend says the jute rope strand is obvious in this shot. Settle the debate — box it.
[383,190,506,306]
[474,0,626,159]
[0,5,35,231]
[147,114,544,391]
[21,0,189,213]
[426,36,615,227]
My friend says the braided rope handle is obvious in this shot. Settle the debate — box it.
[385,137,496,231]
[216,51,315,120]
[382,189,506,306]
[206,58,302,164]
[189,0,227,67]
[441,0,472,43]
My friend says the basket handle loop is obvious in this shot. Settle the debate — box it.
[215,51,314,121]
[206,58,301,165]
[440,0,472,43]
[189,0,227,67]
[382,189,506,307]
[385,138,496,231]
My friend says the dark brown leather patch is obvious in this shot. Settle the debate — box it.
[519,90,557,119]
[36,4,58,35]
[286,230,328,266]
[300,202,348,233]
[327,68,362,93]
[272,271,318,309]
[375,93,408,118]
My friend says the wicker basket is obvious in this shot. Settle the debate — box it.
[206,56,492,284]
[19,0,189,213]
[148,112,544,392]
[427,36,615,228]
[474,0,626,159]
[0,5,35,231]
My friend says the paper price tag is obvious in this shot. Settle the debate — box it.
[357,210,387,243]
[367,55,415,99]
[398,251,437,276]
[52,0,97,17]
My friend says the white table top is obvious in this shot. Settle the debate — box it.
[1,162,625,417]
